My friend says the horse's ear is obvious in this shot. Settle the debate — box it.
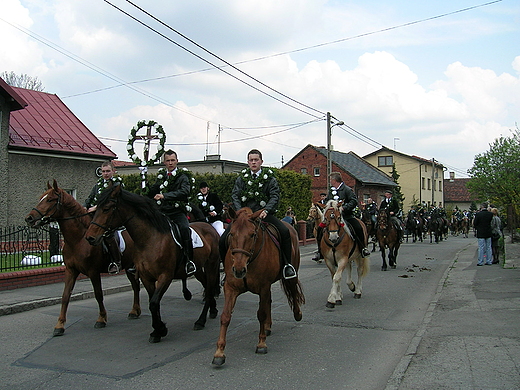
[52,179,59,191]
[228,206,237,220]
[315,204,324,219]
[47,181,52,189]
[251,209,264,220]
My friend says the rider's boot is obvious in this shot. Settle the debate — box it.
[183,239,196,276]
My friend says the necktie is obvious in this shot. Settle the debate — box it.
[167,172,172,176]
[252,173,257,179]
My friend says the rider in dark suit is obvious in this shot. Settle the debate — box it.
[379,190,404,239]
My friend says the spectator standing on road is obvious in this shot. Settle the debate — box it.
[490,208,503,264]
[473,202,493,266]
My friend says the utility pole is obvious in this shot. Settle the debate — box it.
[326,112,344,190]
[431,158,435,207]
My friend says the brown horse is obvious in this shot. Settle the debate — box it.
[376,209,401,271]
[307,203,325,262]
[360,206,378,251]
[24,180,141,336]
[85,184,221,343]
[212,207,305,366]
[319,200,369,307]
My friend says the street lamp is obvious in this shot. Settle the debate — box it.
[326,112,345,190]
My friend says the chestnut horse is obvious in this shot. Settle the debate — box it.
[85,184,221,343]
[376,209,401,271]
[24,180,141,336]
[212,207,305,366]
[318,200,369,308]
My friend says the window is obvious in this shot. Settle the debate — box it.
[65,189,77,199]
[313,167,320,176]
[300,168,307,175]
[427,178,431,190]
[438,181,442,191]
[422,178,425,190]
[378,156,393,167]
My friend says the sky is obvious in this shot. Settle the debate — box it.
[1,0,519,178]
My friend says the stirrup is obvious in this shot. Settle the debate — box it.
[362,248,371,257]
[283,264,297,279]
[186,261,196,276]
[108,262,120,275]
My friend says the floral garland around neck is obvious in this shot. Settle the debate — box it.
[155,167,195,211]
[239,168,275,208]
[93,176,123,205]
[197,192,216,214]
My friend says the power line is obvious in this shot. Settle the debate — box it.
[103,0,323,119]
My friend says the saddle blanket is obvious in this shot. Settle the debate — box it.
[169,226,204,249]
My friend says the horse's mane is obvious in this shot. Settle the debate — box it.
[97,187,171,234]
[56,187,91,228]
[232,208,253,232]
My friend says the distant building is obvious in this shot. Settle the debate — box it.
[363,146,445,210]
[0,78,115,226]
[115,154,247,176]
[443,176,474,211]
[282,144,396,204]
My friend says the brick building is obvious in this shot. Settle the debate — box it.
[443,177,474,212]
[282,144,396,204]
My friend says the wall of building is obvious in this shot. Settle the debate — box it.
[6,153,104,226]
[0,99,9,227]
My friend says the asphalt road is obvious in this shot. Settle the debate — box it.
[0,236,472,390]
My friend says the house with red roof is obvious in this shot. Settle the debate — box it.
[0,77,116,226]
[443,177,475,212]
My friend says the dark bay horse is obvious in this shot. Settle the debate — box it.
[376,209,401,271]
[212,207,304,366]
[24,180,141,336]
[360,206,378,251]
[85,184,221,343]
[319,201,369,307]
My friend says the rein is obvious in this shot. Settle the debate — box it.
[230,219,266,266]
[88,199,134,236]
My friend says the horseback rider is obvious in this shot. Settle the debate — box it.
[196,181,225,236]
[148,150,196,276]
[219,149,297,279]
[379,189,404,239]
[366,197,378,226]
[315,172,371,260]
[84,160,124,274]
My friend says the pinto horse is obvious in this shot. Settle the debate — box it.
[212,207,304,366]
[376,209,401,271]
[24,180,141,336]
[85,184,221,343]
[319,200,369,307]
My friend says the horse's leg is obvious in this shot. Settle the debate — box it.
[212,285,239,366]
[389,244,397,269]
[255,287,272,354]
[53,267,79,336]
[90,272,108,329]
[147,275,171,343]
[380,243,388,271]
[345,258,356,294]
[126,270,141,319]
[181,277,192,301]
[327,258,346,307]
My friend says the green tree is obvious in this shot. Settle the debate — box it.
[390,164,405,212]
[467,128,520,216]
[1,71,44,91]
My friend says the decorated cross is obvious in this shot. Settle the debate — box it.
[127,120,166,190]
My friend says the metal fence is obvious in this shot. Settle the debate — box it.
[0,225,63,273]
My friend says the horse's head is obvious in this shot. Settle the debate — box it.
[321,201,345,243]
[307,203,323,222]
[377,209,389,230]
[85,183,122,246]
[25,179,64,228]
[227,207,262,279]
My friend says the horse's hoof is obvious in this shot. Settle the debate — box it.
[294,311,302,321]
[193,322,205,331]
[354,294,362,299]
[255,346,268,354]
[326,302,335,308]
[149,335,162,343]
[212,356,226,366]
[53,328,65,337]
[336,300,343,305]
[94,321,106,329]
[183,290,192,301]
[127,313,140,320]
[209,309,218,319]
[391,265,396,269]
[381,267,387,271]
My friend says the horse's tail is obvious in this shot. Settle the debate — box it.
[358,256,370,279]
[281,277,305,313]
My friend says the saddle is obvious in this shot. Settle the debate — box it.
[167,220,204,249]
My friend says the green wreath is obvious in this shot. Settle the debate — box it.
[127,120,166,166]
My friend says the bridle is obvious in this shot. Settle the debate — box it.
[229,219,266,266]
[89,197,132,237]
[31,191,62,225]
